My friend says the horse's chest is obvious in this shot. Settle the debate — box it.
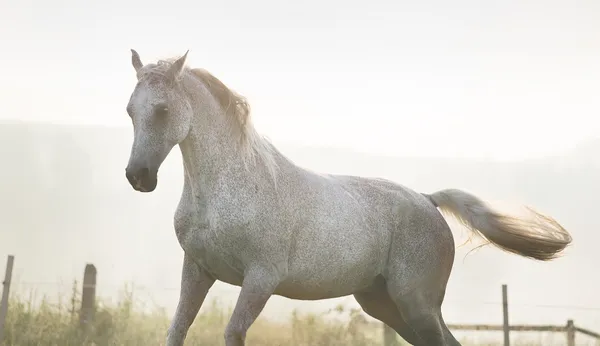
[174,196,252,286]
[176,224,246,286]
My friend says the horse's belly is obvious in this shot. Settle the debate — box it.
[274,277,375,300]
[276,234,385,300]
[274,262,379,300]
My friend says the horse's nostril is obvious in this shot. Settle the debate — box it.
[125,170,135,183]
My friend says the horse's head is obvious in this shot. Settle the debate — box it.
[124,49,193,192]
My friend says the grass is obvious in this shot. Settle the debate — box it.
[0,283,582,346]
[3,283,384,346]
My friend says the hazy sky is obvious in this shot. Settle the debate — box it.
[1,0,599,159]
[2,2,600,339]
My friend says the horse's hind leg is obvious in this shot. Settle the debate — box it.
[387,286,460,346]
[354,278,422,345]
[385,205,462,345]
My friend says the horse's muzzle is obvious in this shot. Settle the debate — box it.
[125,166,157,192]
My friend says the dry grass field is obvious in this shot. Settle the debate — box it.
[1,285,577,346]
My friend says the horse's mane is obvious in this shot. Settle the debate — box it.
[142,58,278,180]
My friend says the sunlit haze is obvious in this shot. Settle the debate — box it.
[1,0,599,344]
[2,0,599,159]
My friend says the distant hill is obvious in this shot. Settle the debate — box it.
[0,120,598,338]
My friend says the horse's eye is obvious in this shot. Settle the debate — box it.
[154,104,169,117]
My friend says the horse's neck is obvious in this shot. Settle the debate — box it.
[177,77,293,198]
[178,122,277,199]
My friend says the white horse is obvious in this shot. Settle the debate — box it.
[123,50,572,346]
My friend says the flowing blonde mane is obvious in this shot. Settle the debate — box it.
[143,59,278,180]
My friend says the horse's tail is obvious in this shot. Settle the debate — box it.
[424,189,572,261]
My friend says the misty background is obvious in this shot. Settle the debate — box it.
[1,0,599,343]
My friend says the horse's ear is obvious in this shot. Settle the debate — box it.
[131,49,143,73]
[167,50,189,80]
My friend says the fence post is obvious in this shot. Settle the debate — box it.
[383,324,399,346]
[79,264,97,331]
[566,319,575,346]
[0,255,15,343]
[502,284,510,346]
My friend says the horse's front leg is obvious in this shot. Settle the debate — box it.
[166,254,215,346]
[224,266,282,346]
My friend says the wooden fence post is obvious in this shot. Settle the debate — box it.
[566,319,575,346]
[79,264,97,331]
[502,284,510,346]
[0,255,15,343]
[0,255,14,342]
